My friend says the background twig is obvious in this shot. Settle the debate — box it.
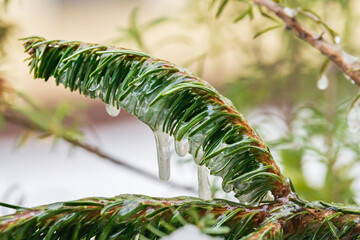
[3,109,197,194]
[253,0,360,87]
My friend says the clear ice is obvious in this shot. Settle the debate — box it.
[105,103,121,117]
[154,129,171,181]
[197,165,212,200]
[175,138,189,157]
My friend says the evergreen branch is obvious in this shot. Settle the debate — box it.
[1,195,360,239]
[2,108,196,193]
[251,0,360,87]
[21,37,293,205]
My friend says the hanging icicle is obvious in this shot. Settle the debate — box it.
[105,103,121,117]
[197,165,212,200]
[175,138,189,157]
[154,129,171,181]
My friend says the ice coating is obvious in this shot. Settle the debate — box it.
[105,103,121,117]
[154,130,171,181]
[23,38,291,205]
[174,138,189,157]
[197,165,212,200]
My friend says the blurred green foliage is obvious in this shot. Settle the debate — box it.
[212,0,360,203]
[267,104,359,203]
[111,8,168,53]
[0,0,12,58]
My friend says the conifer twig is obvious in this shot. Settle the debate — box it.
[21,37,294,204]
[2,194,360,239]
[252,0,360,87]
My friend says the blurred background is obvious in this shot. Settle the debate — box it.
[1,0,360,215]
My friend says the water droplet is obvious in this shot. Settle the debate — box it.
[317,74,328,90]
[335,36,341,45]
[347,96,360,132]
[284,7,296,18]
[105,103,121,117]
[343,73,356,84]
[175,138,189,157]
[154,129,171,181]
[197,165,212,200]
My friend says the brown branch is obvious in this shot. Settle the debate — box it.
[2,109,197,194]
[252,0,360,87]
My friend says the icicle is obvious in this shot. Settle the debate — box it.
[175,138,189,157]
[194,147,205,164]
[317,74,329,90]
[154,129,171,181]
[197,165,212,200]
[105,103,121,117]
[347,96,360,132]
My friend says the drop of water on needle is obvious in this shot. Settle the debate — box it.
[105,103,121,117]
[335,36,341,45]
[284,7,296,18]
[317,74,329,90]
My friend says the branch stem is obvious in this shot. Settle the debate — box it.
[252,0,360,87]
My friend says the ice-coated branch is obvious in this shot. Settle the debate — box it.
[1,195,360,239]
[21,37,293,205]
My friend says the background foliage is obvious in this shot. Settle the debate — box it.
[172,0,360,204]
